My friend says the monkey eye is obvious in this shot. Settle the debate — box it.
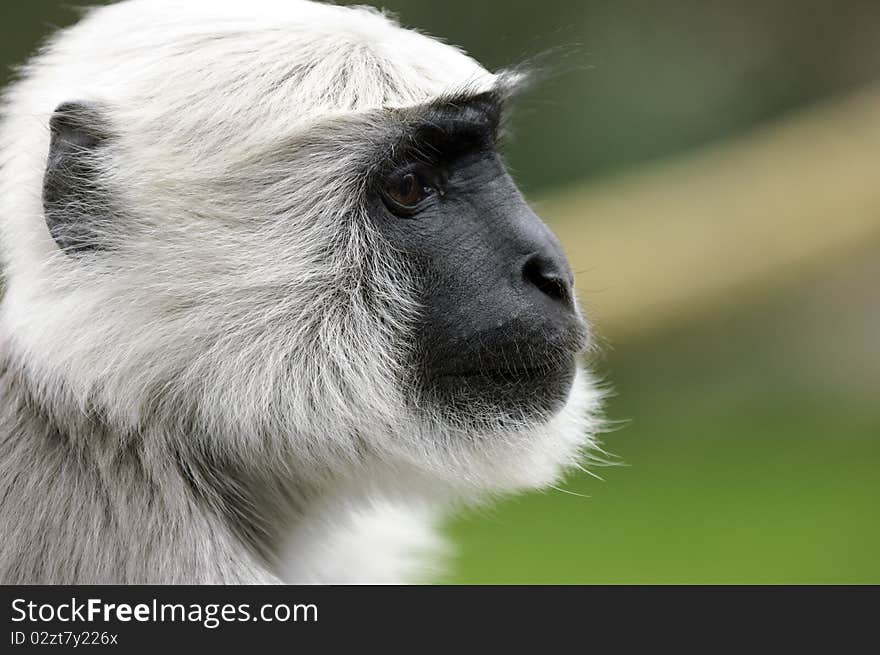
[382,168,439,215]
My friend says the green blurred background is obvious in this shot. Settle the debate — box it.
[2,1,878,583]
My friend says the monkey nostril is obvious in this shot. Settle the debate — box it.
[522,254,572,305]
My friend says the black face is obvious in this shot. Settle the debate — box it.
[371,95,588,421]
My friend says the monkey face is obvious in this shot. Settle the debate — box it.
[372,96,589,424]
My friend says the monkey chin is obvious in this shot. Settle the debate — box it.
[395,365,604,499]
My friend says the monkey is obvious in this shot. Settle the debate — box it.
[0,0,602,584]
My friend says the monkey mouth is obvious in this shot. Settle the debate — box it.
[434,360,574,383]
[418,352,579,419]
[426,322,587,383]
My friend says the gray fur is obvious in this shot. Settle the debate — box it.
[0,350,280,583]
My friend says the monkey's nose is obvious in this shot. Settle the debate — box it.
[521,251,574,307]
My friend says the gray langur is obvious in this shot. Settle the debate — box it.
[0,0,602,584]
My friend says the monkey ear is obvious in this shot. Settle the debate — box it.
[43,101,113,254]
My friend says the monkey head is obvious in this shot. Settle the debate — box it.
[0,0,601,500]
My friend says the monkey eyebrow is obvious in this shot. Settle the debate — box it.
[419,90,505,133]
[359,89,510,181]
[380,91,505,168]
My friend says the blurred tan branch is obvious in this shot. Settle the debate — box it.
[539,83,880,340]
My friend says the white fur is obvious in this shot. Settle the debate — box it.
[0,0,601,583]
[281,498,449,584]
